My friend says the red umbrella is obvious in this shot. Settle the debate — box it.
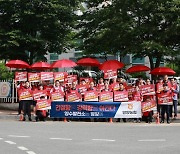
[150,67,176,75]
[31,61,51,70]
[99,60,124,71]
[126,65,150,73]
[51,59,77,68]
[77,58,100,67]
[5,60,30,68]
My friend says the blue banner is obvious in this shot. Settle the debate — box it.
[50,101,121,118]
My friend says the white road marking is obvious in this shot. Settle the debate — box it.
[8,135,30,138]
[92,139,116,142]
[26,151,36,154]
[18,146,28,151]
[50,138,72,141]
[5,141,16,144]
[0,138,3,140]
[138,139,166,142]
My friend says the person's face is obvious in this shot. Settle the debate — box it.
[99,78,103,83]
[25,82,30,88]
[171,79,175,84]
[119,84,124,90]
[39,86,43,90]
[72,82,76,88]
[104,82,109,89]
[55,81,60,87]
[159,79,163,83]
[21,81,25,86]
[81,81,86,85]
[164,75,168,81]
[90,82,94,88]
[146,79,151,85]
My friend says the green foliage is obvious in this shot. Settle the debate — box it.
[0,62,14,80]
[0,0,80,64]
[76,0,180,69]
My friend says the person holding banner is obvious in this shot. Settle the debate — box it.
[97,77,105,92]
[159,83,172,124]
[15,81,25,115]
[43,80,53,98]
[19,81,33,121]
[156,77,164,114]
[50,80,64,93]
[170,78,179,119]
[88,81,97,91]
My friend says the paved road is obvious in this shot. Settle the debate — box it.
[0,121,180,154]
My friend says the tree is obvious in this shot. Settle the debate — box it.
[76,0,180,69]
[0,0,79,64]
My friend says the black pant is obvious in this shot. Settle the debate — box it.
[161,105,170,122]
[18,100,23,114]
[22,100,32,118]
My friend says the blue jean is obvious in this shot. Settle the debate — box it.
[169,100,178,117]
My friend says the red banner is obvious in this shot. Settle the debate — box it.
[84,91,98,101]
[114,91,129,102]
[51,92,64,101]
[54,72,67,82]
[126,86,136,100]
[140,84,155,96]
[40,72,54,81]
[18,89,33,100]
[77,85,88,94]
[36,99,51,110]
[33,90,47,100]
[141,99,156,112]
[158,92,173,105]
[66,92,81,102]
[104,70,117,79]
[111,83,120,91]
[64,75,77,84]
[99,91,113,102]
[28,73,40,82]
[15,72,27,81]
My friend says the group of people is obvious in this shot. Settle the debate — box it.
[16,74,179,123]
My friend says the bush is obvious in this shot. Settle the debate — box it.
[0,62,14,80]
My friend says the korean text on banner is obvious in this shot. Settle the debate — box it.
[28,73,40,82]
[18,89,33,100]
[15,72,27,81]
[66,92,81,102]
[99,91,113,102]
[50,101,141,118]
[140,84,155,96]
[54,72,67,82]
[84,91,98,101]
[51,92,64,101]
[104,70,117,79]
[40,72,54,81]
[158,92,173,105]
[114,91,129,102]
[36,99,51,110]
[141,99,156,112]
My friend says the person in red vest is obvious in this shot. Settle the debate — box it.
[97,77,105,92]
[170,78,179,119]
[110,77,120,91]
[15,81,25,115]
[21,81,33,121]
[50,80,64,93]
[88,81,97,91]
[43,80,53,98]
[156,77,164,114]
[160,83,172,124]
